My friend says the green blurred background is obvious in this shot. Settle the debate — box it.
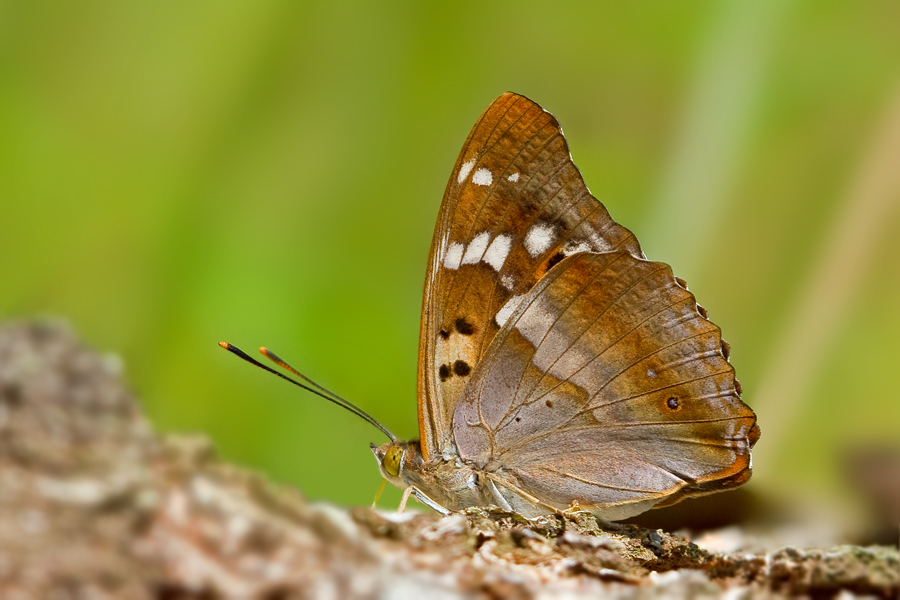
[2,2,899,531]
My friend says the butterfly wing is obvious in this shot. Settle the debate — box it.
[452,251,758,520]
[419,93,643,460]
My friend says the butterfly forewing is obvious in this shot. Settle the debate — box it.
[452,251,756,519]
[419,93,644,459]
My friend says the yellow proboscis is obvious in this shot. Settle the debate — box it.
[371,478,388,508]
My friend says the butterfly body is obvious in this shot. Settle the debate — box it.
[372,439,683,521]
[372,441,505,515]
[371,93,758,520]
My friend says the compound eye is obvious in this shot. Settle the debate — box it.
[383,446,403,477]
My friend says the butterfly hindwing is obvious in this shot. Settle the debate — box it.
[452,251,757,519]
[418,93,644,459]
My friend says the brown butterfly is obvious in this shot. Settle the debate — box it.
[223,92,759,521]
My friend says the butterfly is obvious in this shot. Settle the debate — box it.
[222,92,759,521]
[368,92,759,521]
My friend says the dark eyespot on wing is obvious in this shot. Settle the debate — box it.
[453,360,471,376]
[439,364,451,381]
[439,329,450,340]
[545,400,553,408]
[667,397,679,410]
[455,318,475,335]
[545,251,566,272]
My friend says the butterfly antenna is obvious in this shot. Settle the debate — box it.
[261,346,351,402]
[218,342,396,441]
[259,346,377,419]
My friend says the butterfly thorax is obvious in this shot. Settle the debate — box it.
[370,440,477,509]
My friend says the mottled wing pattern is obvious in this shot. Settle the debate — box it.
[453,252,759,519]
[418,93,643,459]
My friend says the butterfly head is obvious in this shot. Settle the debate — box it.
[370,440,423,487]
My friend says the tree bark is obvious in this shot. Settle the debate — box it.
[0,320,896,599]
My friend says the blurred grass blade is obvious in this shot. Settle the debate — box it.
[643,0,793,270]
[751,83,900,482]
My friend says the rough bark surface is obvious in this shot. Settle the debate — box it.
[0,320,896,599]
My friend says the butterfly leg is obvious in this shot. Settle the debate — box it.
[562,500,584,514]
[398,485,451,516]
[483,473,564,516]
[397,485,415,512]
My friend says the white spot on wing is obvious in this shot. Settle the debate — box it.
[444,242,464,269]
[483,234,512,271]
[514,295,557,347]
[461,232,490,265]
[495,294,525,327]
[500,274,516,291]
[507,172,519,182]
[472,167,493,186]
[524,222,555,257]
[588,232,612,252]
[647,368,656,378]
[457,159,476,184]
[563,239,591,256]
